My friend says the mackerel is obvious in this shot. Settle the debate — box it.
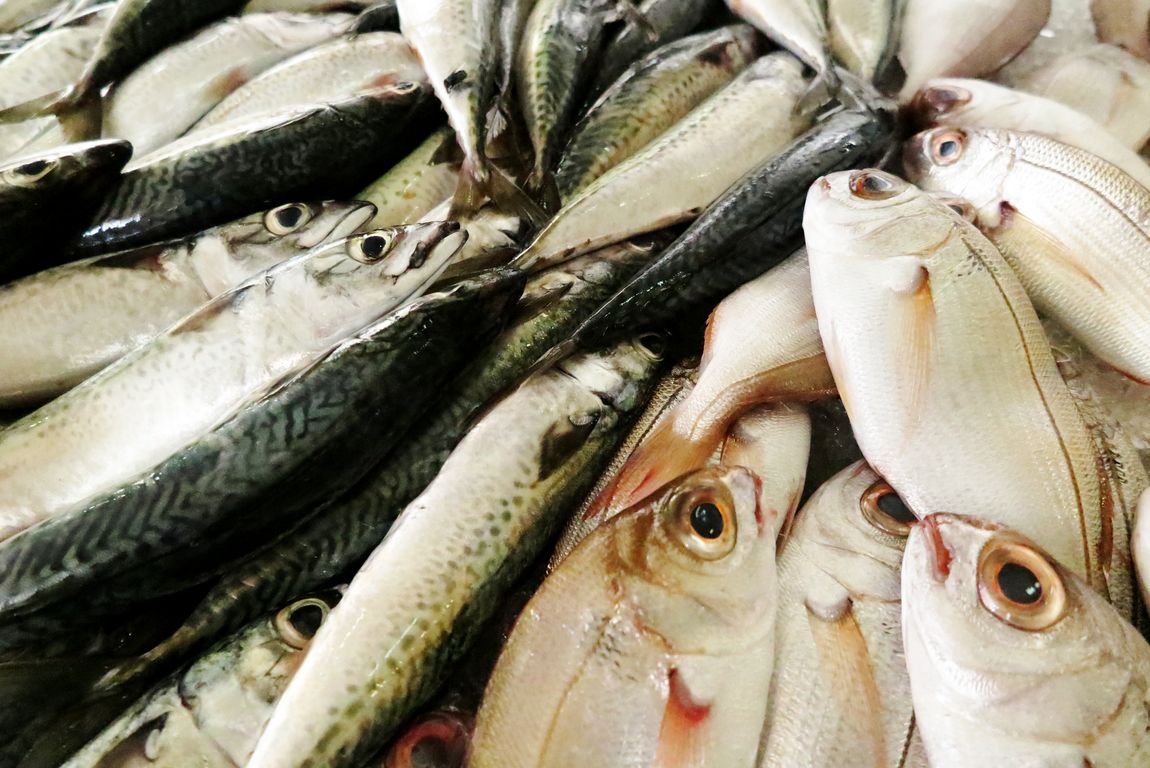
[826,0,904,81]
[358,127,458,228]
[727,0,834,84]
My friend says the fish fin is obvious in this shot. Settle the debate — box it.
[993,202,1105,292]
[525,338,580,379]
[428,246,520,288]
[796,66,839,117]
[431,133,465,166]
[805,598,887,768]
[526,165,562,215]
[449,156,489,218]
[612,1,658,43]
[484,165,550,227]
[654,668,710,768]
[487,103,509,141]
[0,88,71,123]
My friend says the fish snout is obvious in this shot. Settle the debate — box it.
[908,85,972,127]
[919,514,953,582]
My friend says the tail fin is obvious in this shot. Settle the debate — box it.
[483,164,550,227]
[526,164,562,215]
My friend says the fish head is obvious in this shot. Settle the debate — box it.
[224,200,377,253]
[905,80,976,129]
[0,139,130,204]
[903,126,1015,225]
[610,464,776,652]
[305,220,468,293]
[790,461,914,601]
[382,711,472,768]
[902,514,1134,742]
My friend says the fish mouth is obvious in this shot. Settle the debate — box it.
[905,85,972,129]
[85,139,133,171]
[919,514,952,582]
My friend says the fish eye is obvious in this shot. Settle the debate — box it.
[977,537,1067,632]
[4,157,59,186]
[848,171,901,200]
[860,480,916,536]
[636,332,666,360]
[274,597,332,649]
[349,231,393,263]
[930,130,966,165]
[668,485,737,561]
[264,203,313,235]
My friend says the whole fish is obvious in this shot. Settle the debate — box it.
[191,31,424,133]
[0,138,129,280]
[358,127,458,228]
[516,0,643,203]
[77,83,431,253]
[1019,43,1150,150]
[589,0,714,98]
[581,251,835,524]
[0,221,465,543]
[759,461,921,768]
[726,0,834,86]
[93,239,666,692]
[246,339,662,768]
[805,169,1133,613]
[904,126,1150,387]
[0,0,59,31]
[904,514,1150,766]
[61,590,344,768]
[103,12,355,156]
[0,269,521,619]
[1092,0,1150,62]
[397,0,501,213]
[551,104,895,359]
[555,25,759,201]
[469,464,776,768]
[826,0,905,81]
[906,78,1150,188]
[897,0,1050,98]
[515,52,812,272]
[0,200,373,407]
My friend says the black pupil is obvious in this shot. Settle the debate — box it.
[690,503,724,539]
[939,140,960,158]
[997,563,1042,605]
[361,236,386,259]
[876,492,916,524]
[288,604,325,639]
[863,175,889,192]
[17,160,48,176]
[276,206,303,228]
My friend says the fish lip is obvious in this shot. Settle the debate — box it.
[919,514,952,582]
[89,139,133,170]
[907,85,972,127]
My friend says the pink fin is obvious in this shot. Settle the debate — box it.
[655,669,710,768]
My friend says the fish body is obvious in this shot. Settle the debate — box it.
[1092,0,1150,62]
[469,465,776,768]
[1020,43,1150,150]
[826,0,905,81]
[246,339,662,768]
[0,0,60,31]
[358,127,458,228]
[805,169,1131,612]
[759,462,918,767]
[191,31,424,133]
[589,0,713,98]
[0,138,129,280]
[0,268,519,619]
[243,0,370,11]
[516,52,812,272]
[555,25,759,201]
[907,78,1150,188]
[77,83,431,253]
[62,591,343,768]
[0,221,465,542]
[904,514,1150,766]
[726,0,832,77]
[103,12,354,156]
[905,126,1150,388]
[897,0,1051,97]
[0,200,372,407]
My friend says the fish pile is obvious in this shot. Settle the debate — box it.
[2,0,1150,766]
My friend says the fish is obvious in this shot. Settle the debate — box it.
[243,0,370,11]
[358,127,458,228]
[418,197,527,274]
[350,1,399,32]
[589,0,714,98]
[514,52,812,272]
[516,0,649,205]
[0,138,130,281]
[0,268,521,620]
[725,0,835,88]
[0,200,373,408]
[245,338,663,768]
[468,464,776,768]
[897,0,1051,98]
[76,82,432,253]
[190,31,424,133]
[495,0,534,127]
[555,25,759,201]
[60,590,344,768]
[551,104,895,359]
[0,221,466,543]
[804,169,1134,614]
[826,0,905,81]
[904,126,1150,388]
[904,514,1150,766]
[1019,43,1150,150]
[92,238,667,692]
[1092,0,1150,63]
[579,251,835,525]
[906,78,1150,188]
[381,711,472,768]
[759,461,921,768]
[102,12,355,157]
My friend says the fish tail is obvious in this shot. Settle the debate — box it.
[449,156,490,220]
[486,164,551,227]
[525,164,561,216]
